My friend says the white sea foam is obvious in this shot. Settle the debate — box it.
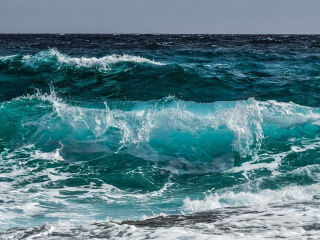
[182,183,320,213]
[2,201,320,240]
[0,54,18,61]
[31,149,64,162]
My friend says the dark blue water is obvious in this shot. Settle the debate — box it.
[1,34,320,239]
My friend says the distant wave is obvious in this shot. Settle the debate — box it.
[0,49,164,73]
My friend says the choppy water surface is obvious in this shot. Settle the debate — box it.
[1,34,320,239]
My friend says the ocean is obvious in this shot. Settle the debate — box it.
[0,34,320,239]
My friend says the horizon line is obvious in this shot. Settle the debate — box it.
[0,33,320,35]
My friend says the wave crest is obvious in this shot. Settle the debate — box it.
[0,49,164,72]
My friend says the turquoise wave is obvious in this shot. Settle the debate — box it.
[1,89,320,229]
[2,89,320,166]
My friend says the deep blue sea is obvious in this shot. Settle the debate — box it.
[1,34,320,239]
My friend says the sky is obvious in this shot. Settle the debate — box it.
[0,0,319,34]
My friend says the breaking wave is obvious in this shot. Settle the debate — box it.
[1,88,320,173]
[0,49,164,73]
